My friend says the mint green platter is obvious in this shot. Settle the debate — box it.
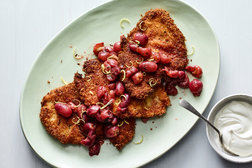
[20,0,219,167]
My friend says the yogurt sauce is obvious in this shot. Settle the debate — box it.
[214,101,252,157]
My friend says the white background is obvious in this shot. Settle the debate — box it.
[1,0,252,167]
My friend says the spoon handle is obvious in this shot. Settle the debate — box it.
[179,99,220,135]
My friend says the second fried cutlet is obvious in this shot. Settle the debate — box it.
[118,8,188,99]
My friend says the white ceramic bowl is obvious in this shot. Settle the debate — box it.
[206,94,252,163]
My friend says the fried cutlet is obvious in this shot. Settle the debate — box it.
[40,82,135,150]
[74,59,110,106]
[118,8,188,99]
[113,86,170,119]
[110,118,135,150]
[40,83,84,144]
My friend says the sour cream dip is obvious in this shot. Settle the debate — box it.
[214,101,252,157]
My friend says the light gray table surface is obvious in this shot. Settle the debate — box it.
[1,0,252,167]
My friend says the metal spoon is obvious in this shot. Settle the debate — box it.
[179,99,239,156]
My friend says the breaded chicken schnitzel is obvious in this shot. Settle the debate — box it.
[118,9,188,99]
[40,83,84,144]
[40,82,135,149]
